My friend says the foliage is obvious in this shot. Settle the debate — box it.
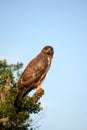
[0,59,23,88]
[0,60,43,130]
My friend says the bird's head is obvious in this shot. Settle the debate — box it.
[41,46,54,56]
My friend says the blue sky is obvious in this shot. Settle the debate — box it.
[0,0,87,130]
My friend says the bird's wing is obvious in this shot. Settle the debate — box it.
[17,54,48,89]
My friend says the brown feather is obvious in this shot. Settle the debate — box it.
[14,46,54,107]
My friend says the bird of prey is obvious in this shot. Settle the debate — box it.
[14,46,54,107]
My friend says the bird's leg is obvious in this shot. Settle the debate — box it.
[32,85,45,102]
[35,85,44,95]
[36,85,41,93]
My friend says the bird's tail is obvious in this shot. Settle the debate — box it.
[14,83,35,108]
[14,89,23,108]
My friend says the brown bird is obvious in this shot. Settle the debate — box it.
[14,46,54,107]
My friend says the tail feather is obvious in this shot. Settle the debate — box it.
[14,89,23,108]
[14,83,35,108]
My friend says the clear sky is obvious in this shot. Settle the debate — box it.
[0,0,87,130]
